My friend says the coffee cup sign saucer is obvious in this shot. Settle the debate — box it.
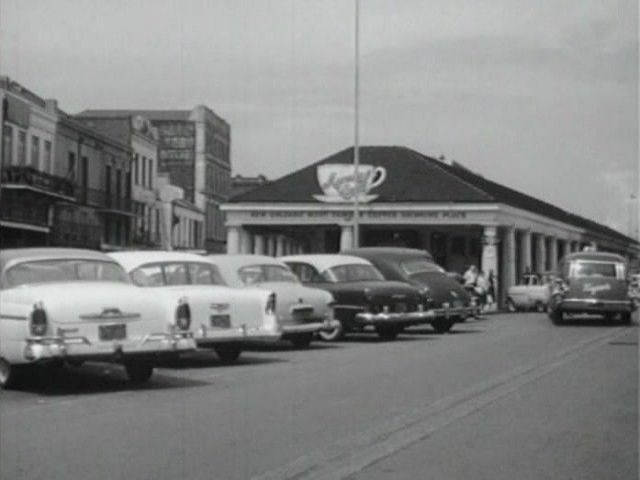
[313,164,387,203]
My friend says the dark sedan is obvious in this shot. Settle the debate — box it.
[342,247,476,333]
[281,254,433,340]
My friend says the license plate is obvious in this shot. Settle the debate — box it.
[99,324,126,341]
[210,314,231,328]
[292,308,313,320]
[395,302,407,313]
[442,302,451,309]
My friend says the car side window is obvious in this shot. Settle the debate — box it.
[131,264,165,287]
[164,263,189,285]
[289,263,323,283]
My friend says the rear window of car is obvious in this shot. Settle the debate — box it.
[238,264,299,285]
[401,258,445,275]
[328,264,385,282]
[569,261,623,279]
[131,262,226,287]
[5,259,129,287]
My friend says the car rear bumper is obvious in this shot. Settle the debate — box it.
[195,325,281,346]
[23,331,195,362]
[281,319,341,336]
[556,298,635,314]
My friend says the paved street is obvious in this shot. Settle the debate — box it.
[1,312,637,480]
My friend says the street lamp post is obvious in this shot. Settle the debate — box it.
[353,0,360,248]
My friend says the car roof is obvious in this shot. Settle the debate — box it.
[561,252,627,263]
[280,254,372,272]
[204,254,284,268]
[108,250,212,271]
[0,247,112,272]
[342,247,433,260]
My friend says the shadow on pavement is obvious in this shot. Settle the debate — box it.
[8,362,210,396]
[157,351,288,369]
[245,341,344,352]
[555,317,637,327]
[336,333,436,343]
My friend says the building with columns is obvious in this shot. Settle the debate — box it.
[222,146,639,306]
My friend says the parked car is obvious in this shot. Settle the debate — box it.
[0,248,196,389]
[342,247,475,332]
[548,251,636,324]
[204,254,339,348]
[281,254,432,340]
[109,251,281,363]
[506,272,554,312]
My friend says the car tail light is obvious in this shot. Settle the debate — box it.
[30,302,47,337]
[266,293,277,315]
[175,298,191,331]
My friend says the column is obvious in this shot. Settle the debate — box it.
[571,241,580,253]
[535,234,546,273]
[340,225,354,251]
[519,229,532,277]
[275,235,285,257]
[501,226,517,306]
[254,235,265,255]
[548,236,558,271]
[226,226,240,254]
[266,235,277,256]
[240,229,252,254]
[481,226,499,304]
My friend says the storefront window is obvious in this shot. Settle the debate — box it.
[2,125,12,164]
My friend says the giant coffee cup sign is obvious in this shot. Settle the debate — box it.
[313,164,387,203]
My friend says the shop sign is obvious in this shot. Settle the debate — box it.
[313,164,386,203]
[249,210,468,220]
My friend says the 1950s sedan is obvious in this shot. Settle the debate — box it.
[506,272,554,312]
[548,251,636,324]
[0,248,196,389]
[343,247,475,333]
[204,254,338,348]
[281,254,432,340]
[109,251,280,363]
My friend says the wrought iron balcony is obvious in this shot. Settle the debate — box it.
[1,166,75,199]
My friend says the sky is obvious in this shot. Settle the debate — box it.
[1,0,638,237]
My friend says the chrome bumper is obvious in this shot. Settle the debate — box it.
[281,319,341,335]
[23,331,195,362]
[557,298,635,313]
[195,325,282,345]
[354,310,433,326]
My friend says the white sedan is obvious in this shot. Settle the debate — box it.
[109,251,281,363]
[0,248,196,389]
[204,255,338,348]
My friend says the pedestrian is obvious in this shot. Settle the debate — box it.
[463,265,478,288]
[476,270,489,310]
[486,270,496,309]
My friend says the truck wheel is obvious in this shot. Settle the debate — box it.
[290,333,313,349]
[0,358,24,390]
[214,345,242,364]
[318,321,344,341]
[125,361,154,384]
[507,299,517,313]
[376,326,401,341]
[432,319,454,334]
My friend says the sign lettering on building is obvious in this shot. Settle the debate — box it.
[249,210,468,220]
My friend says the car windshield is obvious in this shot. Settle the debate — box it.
[570,261,620,279]
[238,264,299,285]
[130,262,226,287]
[5,259,129,287]
[401,258,445,275]
[328,264,384,282]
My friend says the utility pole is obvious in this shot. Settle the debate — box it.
[353,0,360,248]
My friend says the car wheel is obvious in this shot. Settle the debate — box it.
[550,309,564,325]
[620,312,632,325]
[507,299,517,313]
[318,321,344,342]
[124,361,154,384]
[214,345,242,364]
[432,319,454,334]
[0,358,23,390]
[535,301,546,313]
[290,333,313,349]
[375,326,401,341]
